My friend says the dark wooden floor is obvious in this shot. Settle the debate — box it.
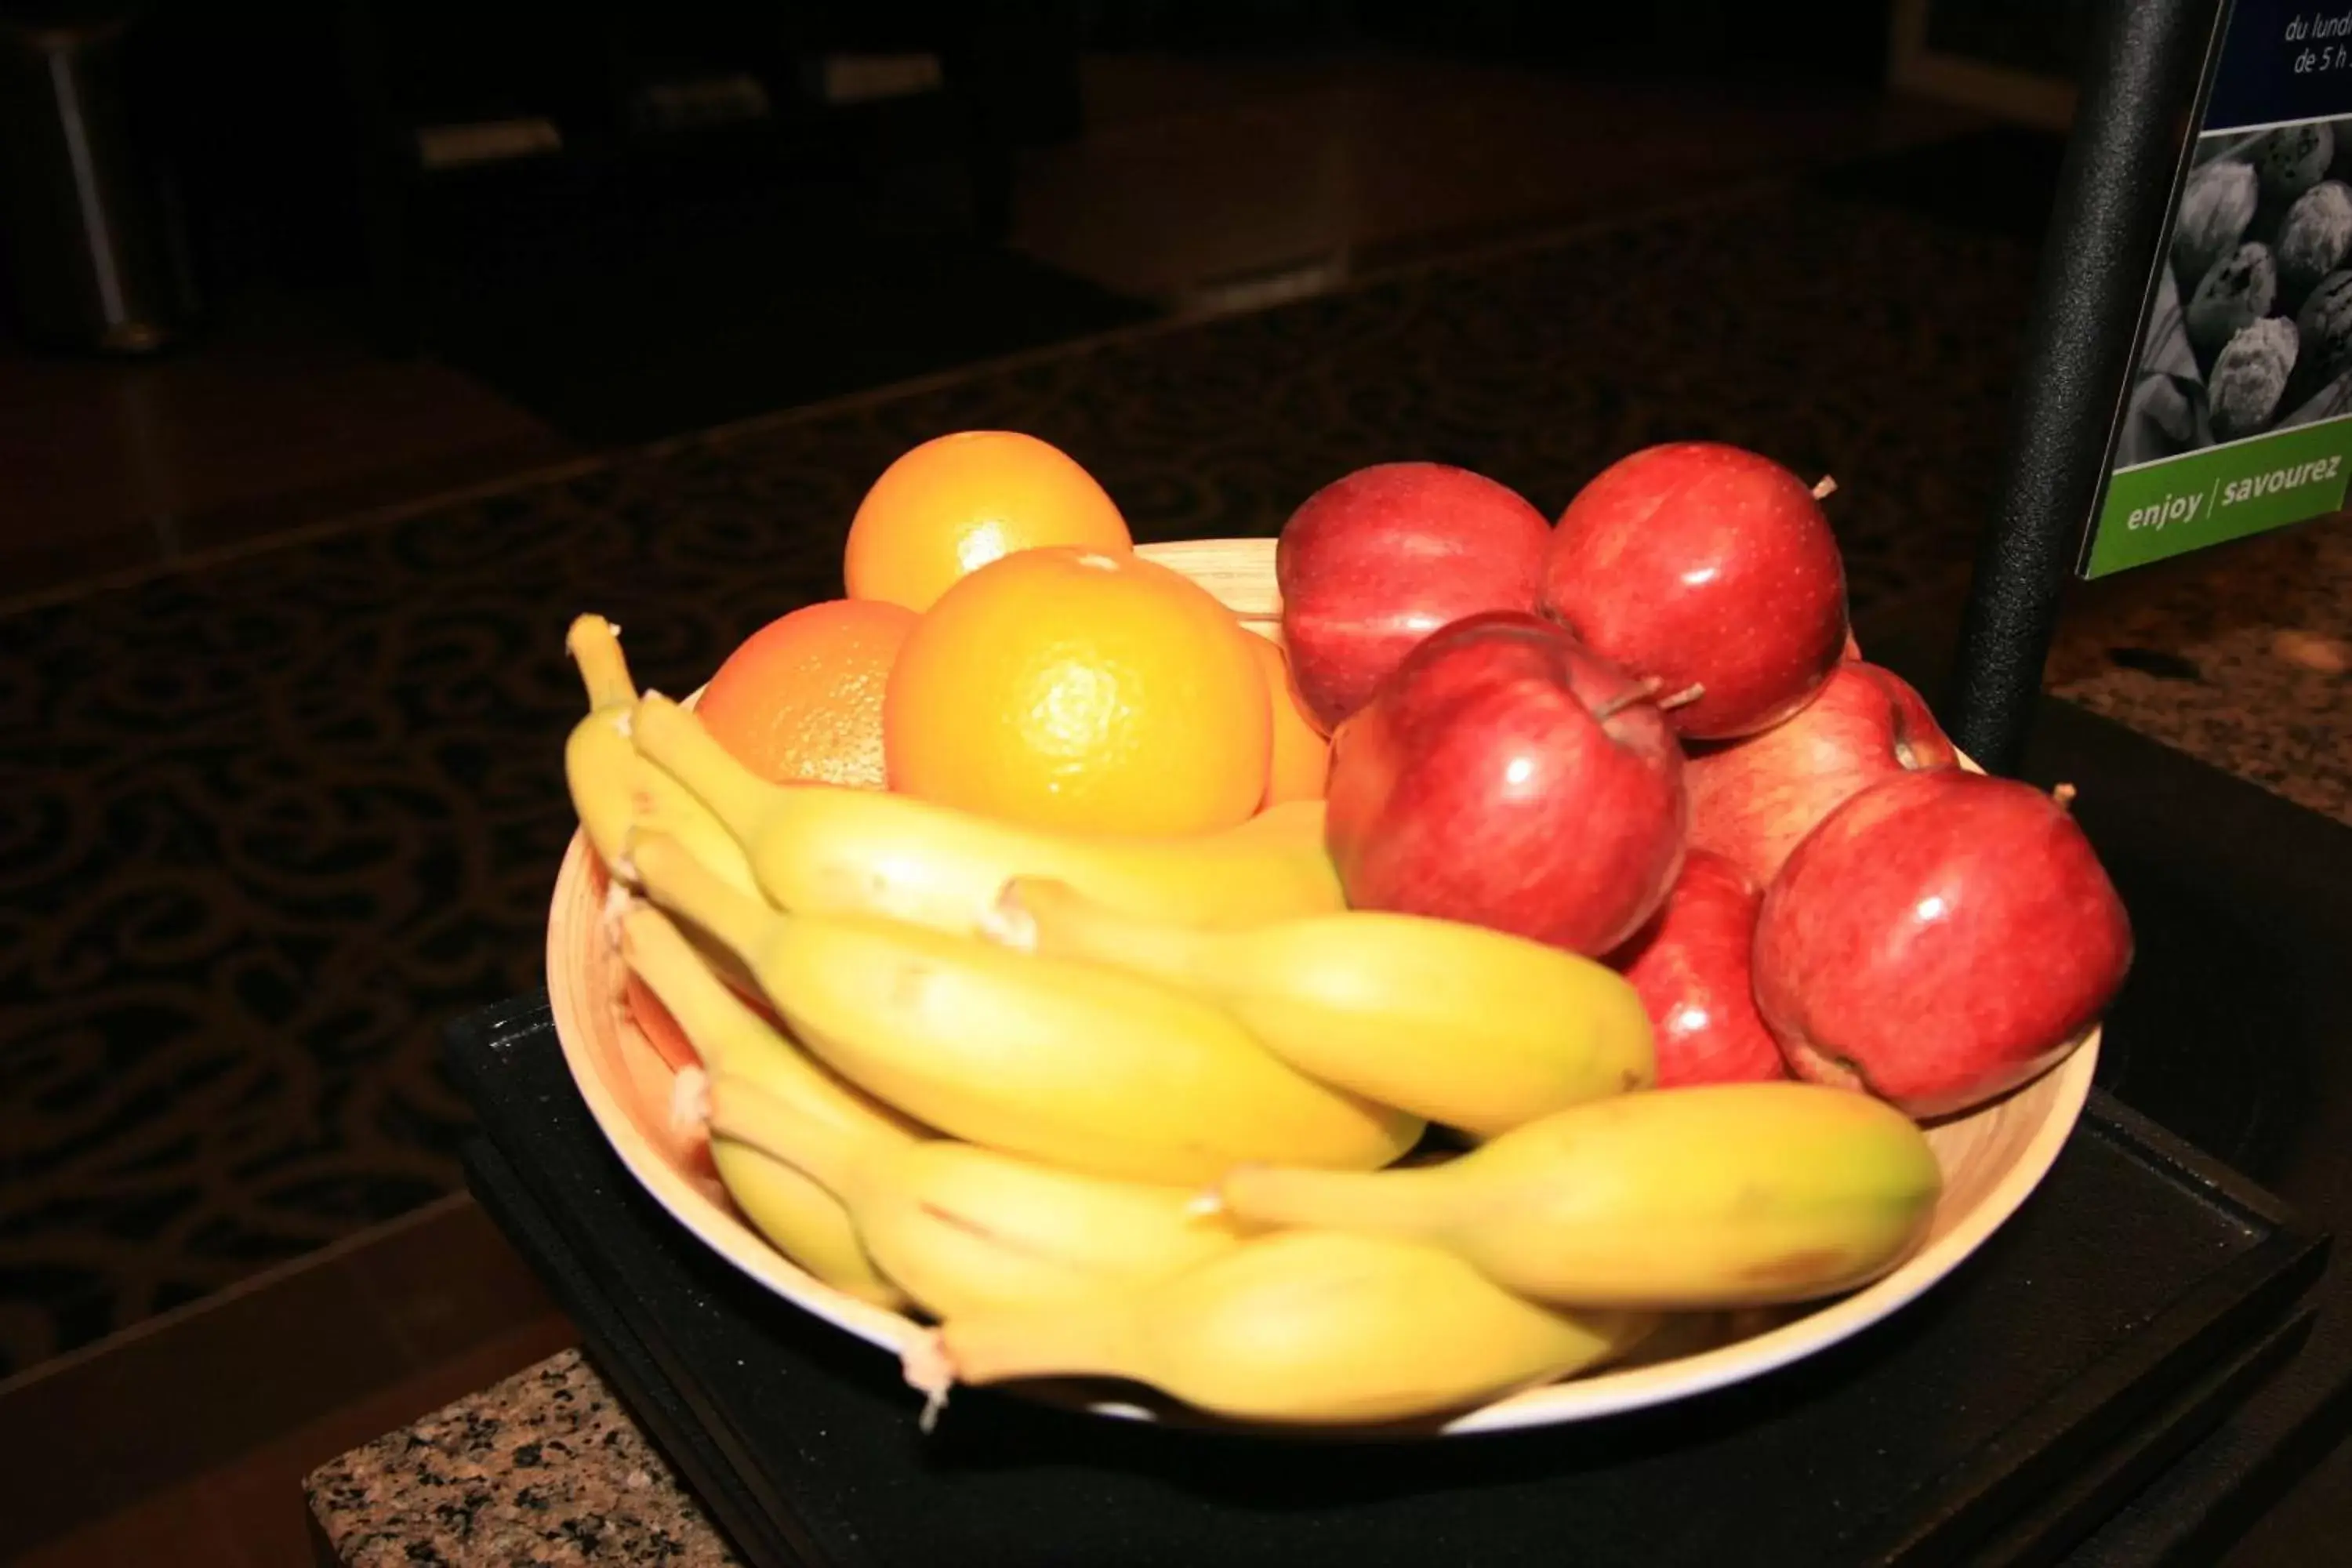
[2,1196,574,1568]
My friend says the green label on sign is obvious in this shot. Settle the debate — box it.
[2085,415,2352,578]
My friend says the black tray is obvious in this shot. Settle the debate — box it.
[1868,650,2352,1565]
[449,989,2321,1568]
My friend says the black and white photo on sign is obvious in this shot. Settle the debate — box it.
[2121,116,2352,467]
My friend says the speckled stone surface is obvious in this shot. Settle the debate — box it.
[307,1350,739,1566]
[2049,520,2352,829]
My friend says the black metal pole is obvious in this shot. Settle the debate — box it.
[1946,0,2226,774]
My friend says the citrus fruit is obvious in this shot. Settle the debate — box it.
[884,546,1272,835]
[697,598,917,789]
[1248,634,1331,806]
[844,430,1132,612]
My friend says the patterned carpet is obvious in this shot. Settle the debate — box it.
[0,178,2040,1374]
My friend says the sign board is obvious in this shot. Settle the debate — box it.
[2085,0,2352,575]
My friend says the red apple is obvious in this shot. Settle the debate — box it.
[1752,770,2132,1118]
[1325,611,1686,956]
[1686,660,1957,888]
[1541,442,1849,740]
[1277,462,1552,731]
[1610,850,1786,1087]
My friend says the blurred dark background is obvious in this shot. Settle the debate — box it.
[92,0,1900,304]
[0,0,1944,544]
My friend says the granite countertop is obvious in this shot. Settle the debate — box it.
[310,1350,739,1567]
[2045,522,2352,828]
[307,524,2352,1568]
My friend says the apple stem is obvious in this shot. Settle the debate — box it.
[2051,782,2078,814]
[1656,683,1706,713]
[1812,475,1839,501]
[1592,676,1664,721]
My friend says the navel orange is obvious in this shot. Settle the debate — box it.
[696,598,916,789]
[884,546,1271,835]
[844,430,1132,612]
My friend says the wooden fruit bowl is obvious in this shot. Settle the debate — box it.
[545,537,2099,1436]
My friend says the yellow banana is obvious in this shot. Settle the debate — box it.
[909,1229,1652,1426]
[564,616,757,898]
[702,1071,1247,1320]
[618,905,920,1308]
[626,690,1341,933]
[1213,1082,1943,1309]
[991,878,1656,1137]
[619,905,925,1145]
[628,828,1421,1184]
[706,1135,905,1309]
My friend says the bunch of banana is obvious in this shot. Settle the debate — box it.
[562,616,757,900]
[626,828,1419,1183]
[905,1230,1654,1428]
[1210,1083,1944,1308]
[700,1069,1247,1320]
[627,689,1344,933]
[988,877,1656,1137]
[553,633,1950,1428]
[619,903,919,1308]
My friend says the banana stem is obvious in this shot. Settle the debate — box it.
[632,829,786,985]
[631,691,777,849]
[619,904,774,1077]
[567,615,638,713]
[704,1072,868,1200]
[993,877,1210,984]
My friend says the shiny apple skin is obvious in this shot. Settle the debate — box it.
[1611,849,1786,1086]
[1324,611,1686,956]
[1277,462,1552,733]
[1541,441,1849,741]
[1752,769,2132,1119]
[1686,661,1958,888]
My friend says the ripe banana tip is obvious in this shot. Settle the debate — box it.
[902,1331,955,1432]
[978,886,1039,953]
[601,877,641,940]
[670,1065,713,1139]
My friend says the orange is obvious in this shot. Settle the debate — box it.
[1248,634,1331,806]
[696,598,916,789]
[884,546,1271,835]
[844,430,1132,612]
